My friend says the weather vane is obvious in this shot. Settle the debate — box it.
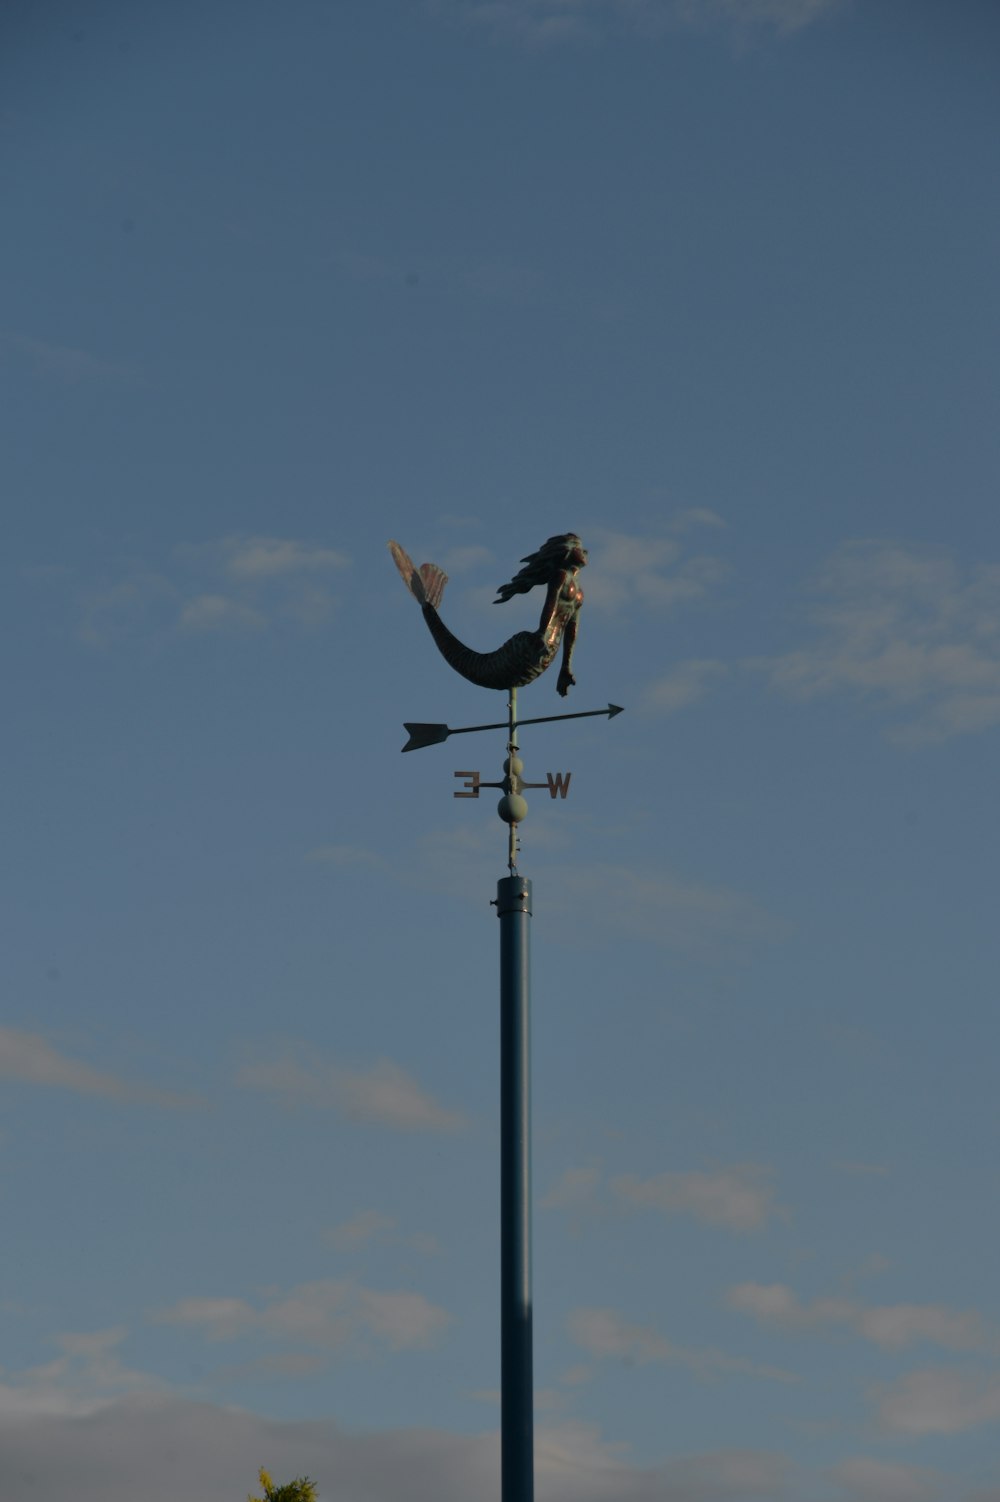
[388,533,622,869]
[389,532,623,1502]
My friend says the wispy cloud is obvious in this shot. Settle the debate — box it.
[0,1027,191,1108]
[176,594,266,633]
[324,1210,441,1257]
[584,523,728,615]
[153,1279,450,1354]
[727,1282,988,1352]
[643,658,728,714]
[439,544,494,575]
[78,572,178,647]
[236,1047,466,1132]
[0,1328,157,1420]
[325,1210,397,1250]
[613,1164,782,1231]
[541,1163,603,1211]
[672,507,727,532]
[756,541,1000,742]
[567,1307,795,1382]
[545,1162,785,1233]
[436,0,842,46]
[874,1366,1000,1437]
[1,331,138,385]
[668,0,843,37]
[221,536,350,579]
[454,2,599,47]
[75,535,352,644]
[540,860,789,952]
[208,1351,326,1383]
[829,1454,944,1502]
[181,534,351,630]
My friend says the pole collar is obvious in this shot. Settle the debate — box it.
[494,875,532,917]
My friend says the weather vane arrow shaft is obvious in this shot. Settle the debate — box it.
[401,703,623,753]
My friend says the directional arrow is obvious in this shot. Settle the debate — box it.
[401,703,624,752]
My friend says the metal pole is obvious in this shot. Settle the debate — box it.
[495,681,533,1502]
[497,870,533,1502]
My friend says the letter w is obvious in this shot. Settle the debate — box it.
[546,772,572,799]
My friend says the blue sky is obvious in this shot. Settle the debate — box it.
[3,2,1000,1498]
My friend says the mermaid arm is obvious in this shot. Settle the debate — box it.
[556,615,578,697]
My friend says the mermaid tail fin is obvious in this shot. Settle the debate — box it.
[388,540,448,609]
[418,563,448,609]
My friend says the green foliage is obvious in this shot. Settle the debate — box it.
[248,1465,318,1502]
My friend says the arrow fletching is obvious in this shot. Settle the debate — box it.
[402,722,451,753]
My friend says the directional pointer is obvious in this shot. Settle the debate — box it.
[402,703,624,753]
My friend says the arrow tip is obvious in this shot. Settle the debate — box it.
[607,703,624,719]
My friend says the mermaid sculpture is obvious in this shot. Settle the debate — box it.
[389,533,587,696]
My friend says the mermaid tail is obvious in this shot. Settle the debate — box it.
[388,540,554,692]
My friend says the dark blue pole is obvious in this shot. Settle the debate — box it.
[496,873,533,1502]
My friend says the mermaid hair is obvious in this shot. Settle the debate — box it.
[494,533,583,605]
